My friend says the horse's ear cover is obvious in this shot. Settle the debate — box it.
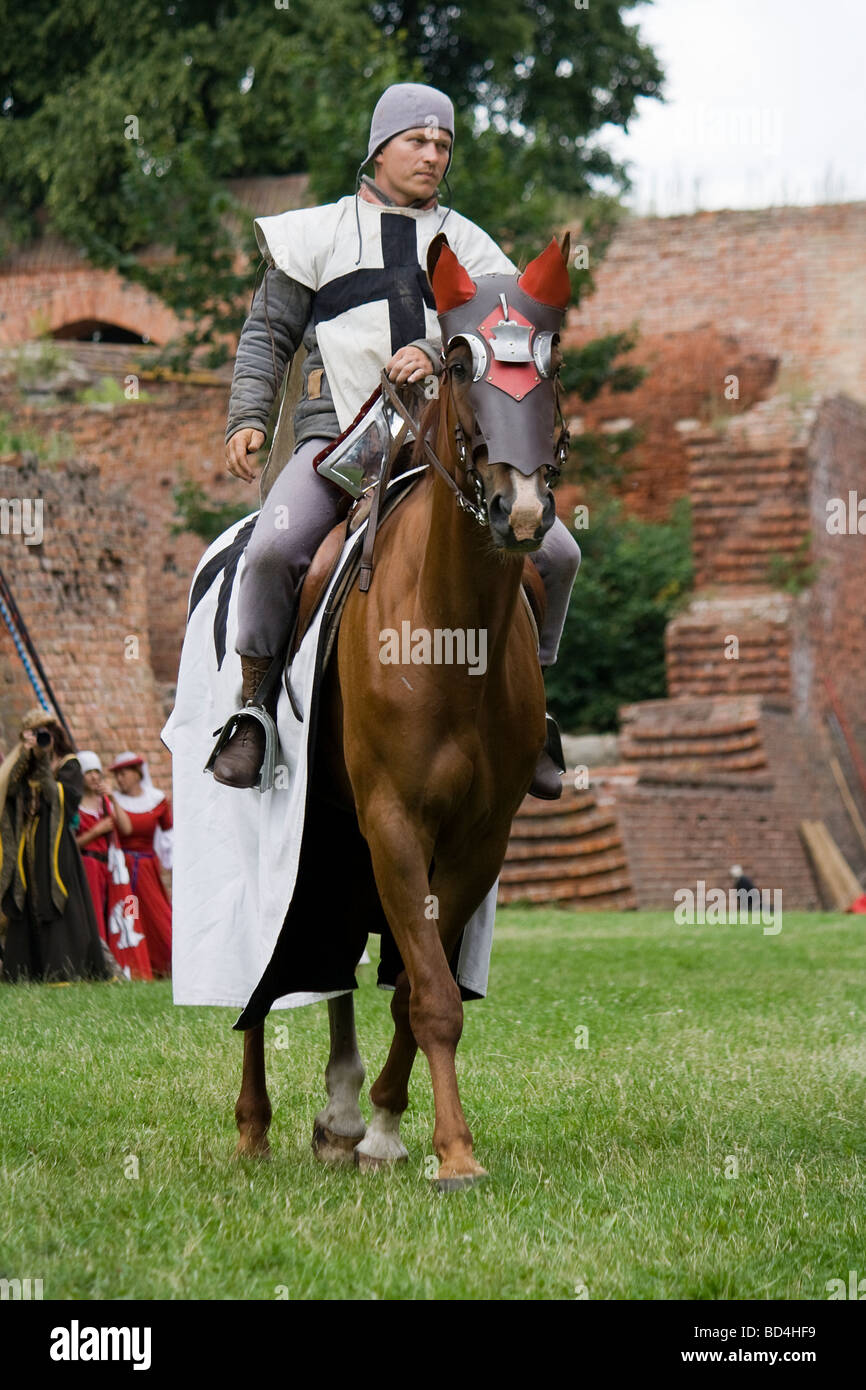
[426,231,450,285]
[517,237,571,311]
[430,236,477,313]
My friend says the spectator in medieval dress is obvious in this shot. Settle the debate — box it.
[0,709,112,982]
[109,752,173,977]
[75,751,132,943]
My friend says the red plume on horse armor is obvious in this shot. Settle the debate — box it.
[517,237,571,311]
[429,237,477,312]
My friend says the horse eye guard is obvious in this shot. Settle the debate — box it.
[446,294,560,403]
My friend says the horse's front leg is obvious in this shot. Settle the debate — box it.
[361,807,486,1188]
[235,1022,272,1159]
[312,993,367,1164]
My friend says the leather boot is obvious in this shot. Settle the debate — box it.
[212,655,273,788]
[529,712,566,801]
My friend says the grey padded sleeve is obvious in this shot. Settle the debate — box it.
[408,336,443,374]
[225,268,314,443]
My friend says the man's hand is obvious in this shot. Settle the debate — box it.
[386,346,435,386]
[226,428,266,483]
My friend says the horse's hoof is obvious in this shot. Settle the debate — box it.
[432,1160,488,1192]
[354,1147,407,1173]
[235,1134,271,1160]
[435,1172,488,1192]
[312,1123,363,1166]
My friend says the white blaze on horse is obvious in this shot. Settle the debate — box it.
[163,232,572,1189]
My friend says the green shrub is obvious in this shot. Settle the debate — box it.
[77,376,152,405]
[171,474,252,544]
[0,412,75,467]
[9,338,67,390]
[545,495,694,733]
[766,536,817,594]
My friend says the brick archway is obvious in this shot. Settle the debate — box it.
[52,318,148,343]
[0,265,183,347]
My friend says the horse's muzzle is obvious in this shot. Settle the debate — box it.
[488,486,556,552]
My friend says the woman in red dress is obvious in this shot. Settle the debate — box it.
[108,752,173,978]
[75,751,152,979]
[75,751,130,943]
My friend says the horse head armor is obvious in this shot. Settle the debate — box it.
[428,232,572,479]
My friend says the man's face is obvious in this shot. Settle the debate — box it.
[374,126,452,205]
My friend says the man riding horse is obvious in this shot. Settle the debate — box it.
[214,81,580,797]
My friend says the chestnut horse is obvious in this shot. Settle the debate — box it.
[235,232,572,1188]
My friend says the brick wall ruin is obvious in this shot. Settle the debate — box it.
[0,455,171,788]
[604,392,866,907]
[2,369,248,688]
[573,204,866,402]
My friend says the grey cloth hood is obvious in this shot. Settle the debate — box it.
[366,82,454,173]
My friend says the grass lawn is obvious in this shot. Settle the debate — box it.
[1,908,864,1300]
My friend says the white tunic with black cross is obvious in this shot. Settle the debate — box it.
[254,195,516,432]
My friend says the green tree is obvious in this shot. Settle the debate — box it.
[0,0,408,363]
[545,497,694,733]
[370,0,663,252]
[171,475,251,544]
[0,0,663,361]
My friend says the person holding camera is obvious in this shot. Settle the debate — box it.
[0,708,112,983]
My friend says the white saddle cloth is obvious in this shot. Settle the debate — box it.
[161,507,498,1017]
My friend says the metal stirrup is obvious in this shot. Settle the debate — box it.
[203,644,289,793]
[203,706,279,792]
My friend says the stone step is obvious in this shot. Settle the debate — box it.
[506,827,625,861]
[621,720,759,742]
[500,848,629,883]
[667,640,788,654]
[498,879,638,908]
[620,735,766,762]
[503,788,635,906]
[506,807,618,842]
[510,789,597,818]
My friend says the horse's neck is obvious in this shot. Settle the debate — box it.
[416,411,524,667]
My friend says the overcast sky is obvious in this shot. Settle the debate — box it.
[597,0,865,214]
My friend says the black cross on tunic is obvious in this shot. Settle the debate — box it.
[311,213,436,354]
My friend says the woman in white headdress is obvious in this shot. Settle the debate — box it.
[74,751,132,946]
[108,753,173,978]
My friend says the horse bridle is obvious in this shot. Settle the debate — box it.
[380,368,570,530]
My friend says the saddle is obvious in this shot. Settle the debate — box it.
[288,458,421,666]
